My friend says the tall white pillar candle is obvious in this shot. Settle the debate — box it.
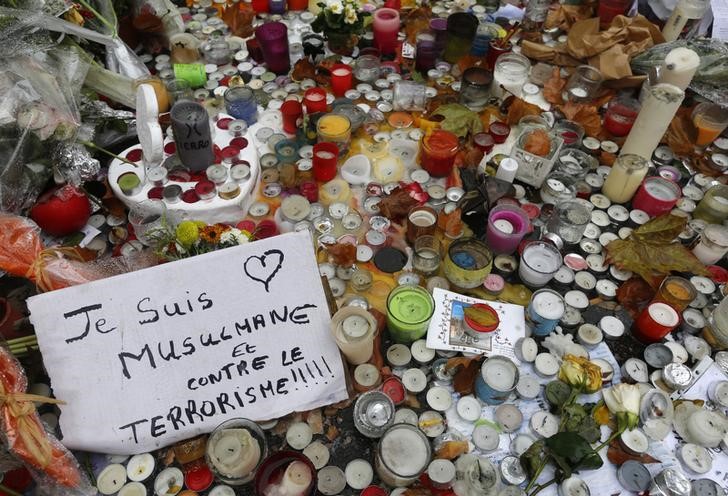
[660,47,700,91]
[662,0,711,42]
[620,84,685,161]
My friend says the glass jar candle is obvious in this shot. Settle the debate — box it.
[420,130,459,177]
[474,355,519,405]
[375,424,430,487]
[254,452,316,496]
[632,177,681,217]
[255,22,290,75]
[202,40,232,65]
[652,276,697,312]
[598,0,633,27]
[518,241,563,288]
[633,302,680,343]
[303,88,327,114]
[386,285,435,344]
[170,101,214,171]
[443,238,493,289]
[206,419,267,485]
[373,8,400,55]
[224,87,258,125]
[330,64,353,97]
[601,154,649,204]
[354,55,381,83]
[564,65,603,103]
[280,100,303,134]
[555,149,596,179]
[406,205,437,244]
[692,224,728,265]
[442,12,478,64]
[330,307,377,365]
[486,204,530,255]
[706,296,728,349]
[604,96,641,137]
[392,80,427,112]
[492,53,531,100]
[415,33,438,73]
[317,114,351,156]
[413,235,441,275]
[353,391,395,438]
[693,184,728,224]
[460,67,493,112]
[134,76,170,113]
[312,142,339,182]
[546,200,590,244]
[554,120,585,148]
[539,172,577,205]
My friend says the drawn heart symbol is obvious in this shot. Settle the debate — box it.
[243,249,284,292]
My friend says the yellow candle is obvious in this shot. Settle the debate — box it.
[602,154,649,204]
[317,114,351,140]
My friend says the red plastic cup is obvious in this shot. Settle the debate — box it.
[303,88,328,114]
[633,302,679,343]
[246,38,264,63]
[330,64,353,97]
[631,176,681,217]
[473,132,495,154]
[486,40,512,71]
[255,219,279,239]
[313,142,339,182]
[489,122,511,144]
[362,486,389,496]
[251,0,268,13]
[281,100,303,134]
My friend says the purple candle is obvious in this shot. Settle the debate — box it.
[486,204,530,255]
[415,34,438,73]
[429,18,448,52]
[255,22,290,75]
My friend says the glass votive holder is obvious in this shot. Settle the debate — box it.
[492,52,531,100]
[420,130,459,177]
[254,451,316,496]
[554,119,585,148]
[128,199,167,246]
[312,142,339,182]
[693,224,728,265]
[413,235,441,276]
[486,204,530,255]
[303,88,327,114]
[604,96,641,137]
[564,65,603,103]
[539,172,577,205]
[694,184,728,224]
[353,390,395,438]
[392,80,427,111]
[546,200,591,245]
[351,268,373,291]
[331,64,354,97]
[518,240,563,288]
[166,78,194,105]
[275,139,299,164]
[459,67,493,112]
[651,276,698,313]
[555,148,596,179]
[406,205,437,244]
[202,40,232,65]
[442,12,478,64]
[224,87,258,125]
[375,424,431,487]
[254,21,290,75]
[489,121,511,144]
[280,100,303,134]
[316,114,351,156]
[206,418,268,486]
[331,306,377,365]
[443,238,493,289]
[354,54,381,83]
[386,285,435,344]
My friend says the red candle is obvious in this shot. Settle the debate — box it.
[251,0,268,13]
[299,181,319,203]
[420,130,459,177]
[303,88,327,114]
[373,8,400,55]
[633,302,679,343]
[312,142,339,182]
[330,64,353,97]
[194,180,216,201]
[489,122,511,144]
[604,97,640,137]
[280,100,303,134]
[473,132,495,154]
[632,177,681,217]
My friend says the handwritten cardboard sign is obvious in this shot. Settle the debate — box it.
[28,231,348,454]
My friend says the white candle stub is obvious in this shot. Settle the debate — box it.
[127,453,155,482]
[403,368,427,393]
[427,459,456,485]
[426,386,453,411]
[303,442,330,469]
[483,358,517,391]
[97,464,128,495]
[344,459,373,490]
[411,339,435,363]
[456,396,482,422]
[648,303,679,327]
[118,482,147,496]
[354,363,380,388]
[278,460,313,496]
[342,315,369,339]
[209,428,261,479]
[534,353,559,378]
[532,291,565,320]
[380,426,430,475]
[286,422,313,450]
[493,218,515,234]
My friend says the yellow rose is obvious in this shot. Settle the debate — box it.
[558,354,603,394]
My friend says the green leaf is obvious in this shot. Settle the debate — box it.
[631,214,687,244]
[561,403,601,443]
[550,452,572,479]
[432,104,483,138]
[519,440,546,479]
[545,381,572,413]
[545,432,604,473]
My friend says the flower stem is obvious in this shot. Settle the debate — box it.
[524,456,549,494]
[594,427,624,453]
[529,478,557,496]
[76,0,117,35]
[0,484,23,496]
[79,140,138,167]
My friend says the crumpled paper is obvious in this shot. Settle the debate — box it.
[522,15,665,80]
[544,4,595,32]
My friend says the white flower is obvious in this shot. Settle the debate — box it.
[455,0,474,10]
[603,383,641,430]
[220,228,250,245]
[327,0,343,14]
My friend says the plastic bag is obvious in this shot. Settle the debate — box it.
[0,346,95,495]
[0,214,159,292]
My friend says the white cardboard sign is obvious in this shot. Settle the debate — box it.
[28,231,348,454]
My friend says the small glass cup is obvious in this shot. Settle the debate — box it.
[415,33,438,73]
[206,418,268,485]
[564,65,603,103]
[128,199,167,246]
[354,54,382,83]
[459,67,493,111]
[201,40,232,65]
[486,204,530,255]
[413,235,442,275]
[353,390,395,438]
[692,103,728,153]
[555,148,597,179]
[554,119,585,148]
[604,96,641,137]
[651,276,697,313]
[254,451,316,496]
[547,200,591,244]
[392,80,427,111]
[225,87,258,125]
[492,52,530,100]
[165,79,194,105]
[518,240,563,288]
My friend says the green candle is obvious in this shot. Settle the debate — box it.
[118,172,141,196]
[386,285,435,344]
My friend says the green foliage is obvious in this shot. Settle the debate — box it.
[311,0,370,36]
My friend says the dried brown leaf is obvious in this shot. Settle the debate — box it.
[558,101,602,137]
[543,67,566,105]
[506,98,542,126]
[631,214,687,244]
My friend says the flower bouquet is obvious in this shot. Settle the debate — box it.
[311,0,371,56]
[152,220,253,261]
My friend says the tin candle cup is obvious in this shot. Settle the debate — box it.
[443,238,494,289]
[375,424,431,487]
[633,302,680,344]
[386,285,435,344]
[519,241,563,288]
[486,204,530,255]
[353,390,396,438]
[206,419,267,486]
[527,288,566,337]
[475,355,519,405]
[254,451,316,496]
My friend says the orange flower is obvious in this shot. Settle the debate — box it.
[200,225,224,244]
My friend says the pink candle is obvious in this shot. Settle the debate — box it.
[486,204,530,255]
[373,8,400,55]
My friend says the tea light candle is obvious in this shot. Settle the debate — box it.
[686,410,726,447]
[302,442,329,470]
[599,315,625,340]
[427,460,456,489]
[386,344,412,368]
[495,404,523,432]
[621,84,685,161]
[345,459,373,490]
[577,324,603,348]
[208,428,261,480]
[377,424,431,487]
[486,205,530,255]
[97,464,128,495]
[679,443,712,474]
[472,424,500,452]
[456,396,481,422]
[519,241,563,288]
[402,368,427,393]
[317,466,346,496]
[118,172,142,196]
[709,380,728,408]
[354,363,381,392]
[620,429,649,455]
[475,355,519,405]
[661,48,700,90]
[534,353,560,378]
[560,476,590,496]
[154,467,184,496]
[280,460,314,495]
[127,453,155,482]
[516,374,541,400]
[119,482,147,496]
[209,486,236,496]
[411,339,435,364]
[530,411,559,438]
[286,422,313,450]
[426,386,453,412]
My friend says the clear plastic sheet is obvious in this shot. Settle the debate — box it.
[631,38,728,107]
[0,214,158,292]
[0,345,95,495]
